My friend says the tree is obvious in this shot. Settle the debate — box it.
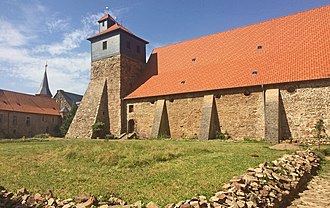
[59,105,78,137]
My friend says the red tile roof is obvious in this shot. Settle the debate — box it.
[88,22,133,40]
[98,14,116,23]
[0,89,60,116]
[126,5,330,99]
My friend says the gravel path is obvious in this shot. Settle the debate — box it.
[288,157,330,208]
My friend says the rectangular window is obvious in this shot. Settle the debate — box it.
[0,114,3,123]
[126,41,131,49]
[136,46,140,53]
[128,105,134,113]
[103,41,107,50]
[26,117,30,126]
[12,116,17,125]
[102,21,105,27]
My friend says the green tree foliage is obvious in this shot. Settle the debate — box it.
[59,105,77,137]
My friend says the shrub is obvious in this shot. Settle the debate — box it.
[216,131,230,140]
[34,133,50,139]
[59,105,77,137]
[92,121,105,133]
[314,119,327,150]
[324,148,330,156]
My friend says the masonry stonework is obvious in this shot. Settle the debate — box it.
[0,110,60,138]
[279,80,330,139]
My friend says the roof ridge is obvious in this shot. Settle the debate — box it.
[153,4,330,51]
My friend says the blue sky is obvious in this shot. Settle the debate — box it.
[0,0,329,95]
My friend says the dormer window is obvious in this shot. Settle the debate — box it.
[103,41,107,50]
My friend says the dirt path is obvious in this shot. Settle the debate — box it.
[288,157,330,208]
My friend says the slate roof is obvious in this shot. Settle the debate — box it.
[125,5,330,99]
[55,90,83,107]
[36,69,52,97]
[0,89,60,116]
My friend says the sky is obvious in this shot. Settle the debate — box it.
[0,0,329,96]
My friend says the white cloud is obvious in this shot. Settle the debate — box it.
[0,20,28,46]
[47,19,70,33]
[0,2,130,95]
[35,12,102,55]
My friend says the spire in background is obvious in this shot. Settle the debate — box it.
[36,62,52,97]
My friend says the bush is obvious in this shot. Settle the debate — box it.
[92,121,105,133]
[34,133,50,139]
[324,148,330,156]
[59,105,77,137]
[216,131,230,140]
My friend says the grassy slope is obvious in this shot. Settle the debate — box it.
[0,139,287,205]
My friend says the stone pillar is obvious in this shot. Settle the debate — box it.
[199,95,220,140]
[264,89,280,143]
[150,100,170,138]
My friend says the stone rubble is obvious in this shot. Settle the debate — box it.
[0,150,320,208]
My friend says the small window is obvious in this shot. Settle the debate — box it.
[13,129,16,134]
[128,105,134,113]
[136,46,140,53]
[252,71,258,77]
[215,94,221,99]
[257,45,263,50]
[192,58,196,62]
[287,87,296,93]
[12,116,17,125]
[103,41,107,50]
[126,41,131,49]
[169,98,174,103]
[150,101,155,104]
[26,117,30,126]
[42,116,45,122]
[102,21,105,27]
[0,114,3,123]
[244,90,251,96]
[52,117,55,123]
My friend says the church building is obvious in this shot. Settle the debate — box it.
[0,67,61,138]
[67,5,330,142]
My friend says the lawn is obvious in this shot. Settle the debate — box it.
[0,139,287,205]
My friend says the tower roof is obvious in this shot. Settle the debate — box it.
[36,64,52,97]
[87,14,148,44]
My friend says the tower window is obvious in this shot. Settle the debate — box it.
[136,46,141,53]
[103,41,107,50]
[102,21,105,27]
[128,105,134,113]
[26,117,31,126]
[126,41,131,49]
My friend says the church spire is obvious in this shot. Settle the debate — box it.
[36,63,52,97]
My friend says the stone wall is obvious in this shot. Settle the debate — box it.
[279,80,330,140]
[126,100,157,138]
[0,110,61,138]
[215,89,264,140]
[125,79,330,141]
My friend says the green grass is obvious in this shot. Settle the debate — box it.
[0,139,288,205]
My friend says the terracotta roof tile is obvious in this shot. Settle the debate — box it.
[0,89,60,116]
[87,22,148,43]
[126,5,330,99]
[98,14,116,22]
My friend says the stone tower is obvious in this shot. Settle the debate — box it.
[66,13,148,138]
